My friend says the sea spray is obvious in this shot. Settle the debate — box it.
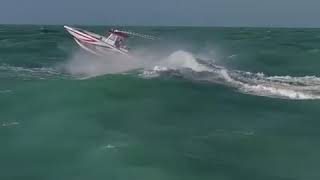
[62,50,211,77]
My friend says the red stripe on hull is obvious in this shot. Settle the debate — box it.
[68,28,98,42]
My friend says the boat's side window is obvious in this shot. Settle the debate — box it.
[109,34,117,41]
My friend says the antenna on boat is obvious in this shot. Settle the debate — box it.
[114,30,159,40]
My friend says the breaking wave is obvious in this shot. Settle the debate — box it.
[140,51,320,100]
[7,49,320,100]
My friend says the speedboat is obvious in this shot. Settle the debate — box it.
[64,25,157,56]
[64,25,129,56]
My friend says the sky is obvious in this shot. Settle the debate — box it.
[0,0,319,27]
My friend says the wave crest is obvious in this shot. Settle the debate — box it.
[141,51,320,100]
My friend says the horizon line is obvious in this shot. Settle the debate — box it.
[1,23,320,29]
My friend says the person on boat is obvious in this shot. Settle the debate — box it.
[115,37,125,49]
[115,38,120,48]
[118,38,124,47]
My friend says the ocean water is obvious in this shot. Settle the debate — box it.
[1,25,320,180]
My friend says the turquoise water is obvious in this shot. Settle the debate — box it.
[1,25,320,180]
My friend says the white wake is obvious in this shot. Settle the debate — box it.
[63,50,320,100]
[141,51,320,100]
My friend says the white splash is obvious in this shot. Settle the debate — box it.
[63,49,320,100]
[160,50,211,72]
[141,51,320,100]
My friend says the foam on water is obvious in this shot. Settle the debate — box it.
[0,89,12,94]
[161,50,211,72]
[61,48,320,100]
[1,121,19,127]
[141,50,320,100]
[4,48,320,100]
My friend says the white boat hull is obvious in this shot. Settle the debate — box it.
[64,26,129,56]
